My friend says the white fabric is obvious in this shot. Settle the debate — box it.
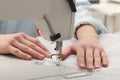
[37,31,120,77]
[1,32,120,80]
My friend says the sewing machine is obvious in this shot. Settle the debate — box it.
[0,0,76,63]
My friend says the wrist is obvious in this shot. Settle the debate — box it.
[76,25,99,42]
[75,23,96,39]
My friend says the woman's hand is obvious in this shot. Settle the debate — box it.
[0,33,50,60]
[62,25,109,70]
[62,39,108,70]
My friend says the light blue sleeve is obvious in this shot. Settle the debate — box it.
[74,0,108,35]
[0,19,37,37]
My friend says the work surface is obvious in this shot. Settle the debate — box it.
[1,32,120,80]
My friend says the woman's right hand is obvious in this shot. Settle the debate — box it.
[0,33,50,60]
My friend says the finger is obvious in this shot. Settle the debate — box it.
[85,46,94,70]
[94,48,101,69]
[9,46,32,60]
[12,40,45,60]
[77,47,86,69]
[101,50,109,67]
[18,37,50,58]
[61,45,74,60]
[20,33,49,52]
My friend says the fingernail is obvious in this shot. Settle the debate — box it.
[46,49,50,53]
[38,54,45,60]
[46,53,51,58]
[94,65,101,69]
[26,55,32,60]
[87,69,94,72]
[79,64,86,69]
[94,67,100,69]
[87,66,94,71]
[103,64,108,67]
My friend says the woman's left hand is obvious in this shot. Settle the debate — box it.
[61,38,109,71]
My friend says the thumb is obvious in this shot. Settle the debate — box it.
[61,45,74,60]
